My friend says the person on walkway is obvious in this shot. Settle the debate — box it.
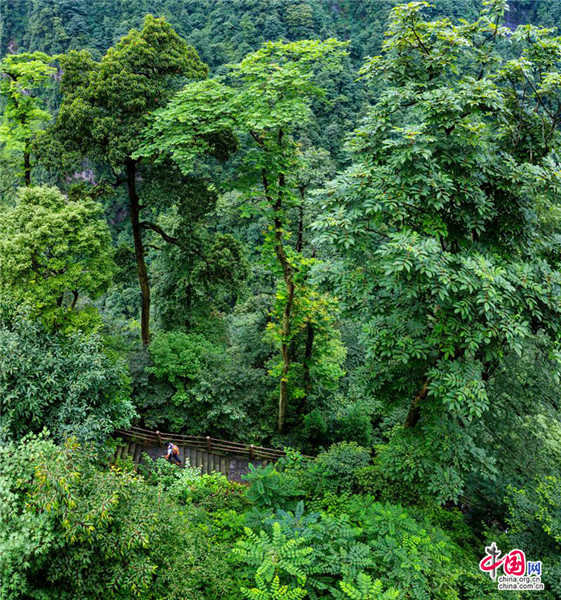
[164,441,181,465]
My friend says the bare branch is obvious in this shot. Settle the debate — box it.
[140,221,180,246]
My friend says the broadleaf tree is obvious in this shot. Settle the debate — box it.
[0,299,134,443]
[51,15,208,345]
[0,51,55,186]
[0,185,114,332]
[315,1,561,501]
[136,38,348,432]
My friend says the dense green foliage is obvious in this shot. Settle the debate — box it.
[0,0,488,65]
[2,1,561,598]
[0,51,54,184]
[316,0,561,505]
[0,301,133,442]
[136,37,349,431]
[50,14,209,345]
[1,436,503,600]
[0,185,114,330]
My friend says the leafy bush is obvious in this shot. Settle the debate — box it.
[235,522,312,600]
[301,408,330,448]
[0,435,239,600]
[354,461,423,506]
[252,502,372,597]
[504,477,561,600]
[296,442,372,497]
[332,402,374,448]
[0,186,114,332]
[140,454,201,491]
[300,403,374,452]
[179,471,248,513]
[238,494,499,600]
[147,331,222,431]
[0,300,134,443]
[236,520,400,600]
[339,496,500,600]
[339,574,400,600]
[144,328,274,439]
[244,463,304,510]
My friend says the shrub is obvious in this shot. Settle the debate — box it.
[244,463,304,510]
[237,494,500,600]
[301,408,330,449]
[332,402,374,448]
[504,477,561,600]
[180,471,248,513]
[297,442,372,496]
[140,454,201,491]
[0,300,134,443]
[0,435,239,600]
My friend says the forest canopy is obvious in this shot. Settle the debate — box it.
[1,1,561,599]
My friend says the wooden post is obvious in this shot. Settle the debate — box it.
[156,430,162,446]
[206,436,211,453]
[249,444,254,461]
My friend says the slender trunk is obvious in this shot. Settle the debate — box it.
[185,282,192,330]
[404,379,429,428]
[24,145,31,186]
[296,187,305,252]
[278,333,292,432]
[261,131,295,431]
[302,321,315,410]
[274,176,295,433]
[70,290,79,310]
[127,158,150,346]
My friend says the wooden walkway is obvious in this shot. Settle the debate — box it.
[114,426,288,482]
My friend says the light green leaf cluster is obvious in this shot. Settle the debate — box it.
[0,52,55,151]
[236,522,312,600]
[136,38,347,174]
[0,186,114,332]
[339,573,400,600]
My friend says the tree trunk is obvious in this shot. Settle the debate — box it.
[261,154,295,431]
[127,158,150,346]
[70,290,79,310]
[296,188,305,252]
[404,379,429,428]
[23,145,31,186]
[185,282,192,330]
[274,181,295,433]
[278,332,292,432]
[302,321,315,410]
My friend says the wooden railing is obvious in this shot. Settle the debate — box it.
[116,425,287,461]
[114,425,295,480]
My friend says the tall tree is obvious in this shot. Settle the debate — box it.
[0,51,54,186]
[316,1,561,501]
[136,39,347,431]
[52,15,207,345]
[0,186,114,332]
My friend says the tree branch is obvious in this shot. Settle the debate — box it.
[140,221,180,246]
[250,130,265,147]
